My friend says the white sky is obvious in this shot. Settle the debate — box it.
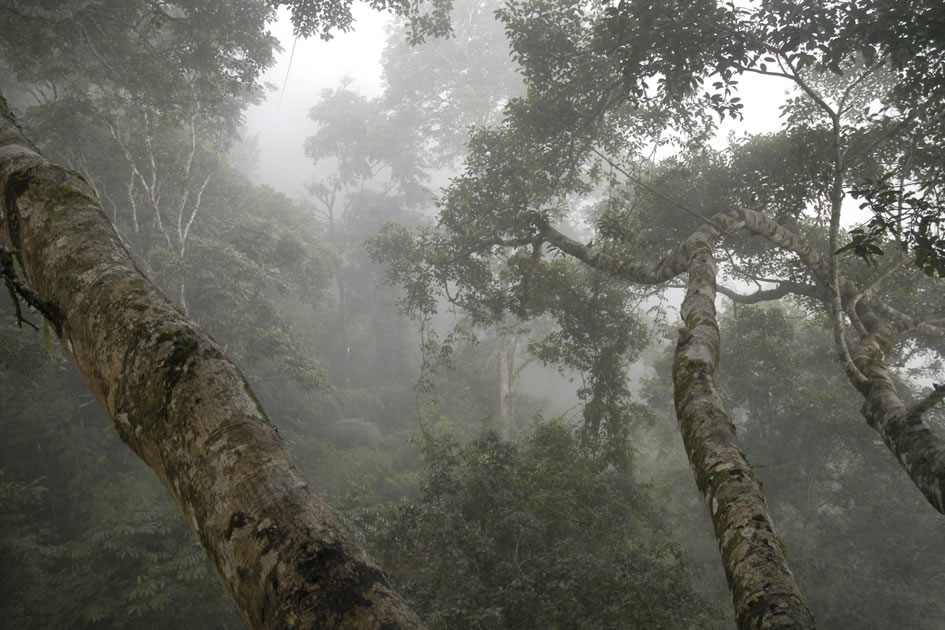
[244,7,793,199]
[243,6,391,197]
[717,73,793,141]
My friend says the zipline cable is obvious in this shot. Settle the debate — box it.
[277,34,300,110]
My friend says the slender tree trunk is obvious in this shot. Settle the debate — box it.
[338,276,352,388]
[672,228,815,630]
[0,93,422,629]
[496,342,513,432]
[323,199,352,389]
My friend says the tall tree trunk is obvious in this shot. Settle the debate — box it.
[541,216,816,628]
[337,275,352,388]
[672,229,815,630]
[496,341,513,431]
[0,93,422,629]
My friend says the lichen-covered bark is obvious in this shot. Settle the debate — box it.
[713,209,836,292]
[710,210,945,516]
[542,207,829,288]
[542,210,815,627]
[0,94,422,629]
[672,228,815,630]
[852,315,945,514]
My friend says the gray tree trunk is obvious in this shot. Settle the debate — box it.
[673,229,815,630]
[0,93,422,629]
[541,217,816,629]
[852,313,945,514]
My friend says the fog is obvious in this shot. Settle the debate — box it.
[2,1,945,629]
[243,6,390,196]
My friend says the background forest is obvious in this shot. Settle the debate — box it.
[1,0,944,628]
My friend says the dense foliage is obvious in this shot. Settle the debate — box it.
[2,0,944,627]
[374,423,720,629]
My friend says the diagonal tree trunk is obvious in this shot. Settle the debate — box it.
[672,228,815,630]
[724,209,945,517]
[851,310,945,514]
[541,216,815,628]
[0,93,422,629]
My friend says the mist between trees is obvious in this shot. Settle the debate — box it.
[1,0,944,628]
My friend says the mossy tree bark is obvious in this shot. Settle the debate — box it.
[541,218,816,629]
[851,314,945,514]
[0,93,422,629]
[672,227,815,630]
[720,210,945,517]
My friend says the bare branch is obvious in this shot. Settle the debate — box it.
[179,170,213,257]
[1,246,63,331]
[716,281,819,304]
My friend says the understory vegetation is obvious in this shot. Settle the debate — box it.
[2,0,944,627]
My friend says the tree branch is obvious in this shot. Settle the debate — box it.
[716,282,812,304]
[908,383,945,419]
[540,220,692,284]
[1,245,63,331]
[846,254,908,336]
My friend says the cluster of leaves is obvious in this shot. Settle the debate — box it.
[0,473,51,625]
[430,0,945,282]
[370,221,654,462]
[276,0,453,43]
[305,85,432,209]
[381,0,525,166]
[44,473,241,629]
[0,0,278,120]
[748,0,945,275]
[519,261,649,462]
[846,175,945,277]
[370,422,721,629]
[498,0,748,124]
[168,171,338,390]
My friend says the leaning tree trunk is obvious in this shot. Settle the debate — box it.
[542,217,816,628]
[0,93,422,629]
[852,310,945,514]
[722,208,945,516]
[672,228,816,630]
